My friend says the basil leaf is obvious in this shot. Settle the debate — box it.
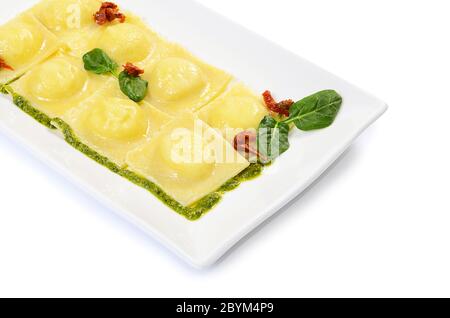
[257,116,290,163]
[83,48,118,75]
[287,90,342,131]
[118,71,148,102]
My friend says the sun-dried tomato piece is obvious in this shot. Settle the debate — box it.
[123,63,144,77]
[262,90,294,117]
[276,99,294,112]
[101,1,118,9]
[94,2,126,25]
[0,57,14,71]
[115,12,126,23]
[233,130,267,162]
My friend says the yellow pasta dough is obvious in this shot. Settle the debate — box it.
[0,13,60,83]
[97,23,151,64]
[141,44,232,116]
[32,0,101,35]
[126,113,249,206]
[11,53,107,117]
[198,83,268,140]
[1,0,269,214]
[67,13,166,67]
[62,80,172,166]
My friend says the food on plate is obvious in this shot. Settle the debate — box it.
[126,113,249,206]
[0,1,342,219]
[11,53,106,117]
[198,83,269,141]
[0,12,60,83]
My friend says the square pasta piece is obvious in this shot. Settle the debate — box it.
[198,83,268,142]
[10,52,107,118]
[0,13,60,84]
[141,43,233,116]
[66,12,168,66]
[31,0,102,39]
[126,113,250,206]
[62,79,172,167]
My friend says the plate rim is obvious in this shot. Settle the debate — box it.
[0,0,388,268]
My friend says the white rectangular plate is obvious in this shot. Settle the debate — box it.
[0,0,387,267]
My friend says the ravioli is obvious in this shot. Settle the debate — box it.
[67,13,165,66]
[198,83,268,141]
[62,80,172,166]
[32,0,101,35]
[0,13,60,83]
[141,44,232,116]
[126,113,250,206]
[0,0,268,216]
[11,53,107,117]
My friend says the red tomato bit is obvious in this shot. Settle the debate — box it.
[123,63,144,77]
[262,90,294,117]
[0,57,14,71]
[94,2,126,25]
[233,130,267,162]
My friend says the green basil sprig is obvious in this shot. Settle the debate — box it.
[82,48,148,102]
[118,71,148,102]
[284,90,343,131]
[256,90,342,163]
[257,116,290,163]
[83,48,118,75]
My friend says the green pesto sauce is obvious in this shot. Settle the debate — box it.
[1,84,55,129]
[1,86,263,220]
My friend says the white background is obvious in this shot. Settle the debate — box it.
[1,0,449,297]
